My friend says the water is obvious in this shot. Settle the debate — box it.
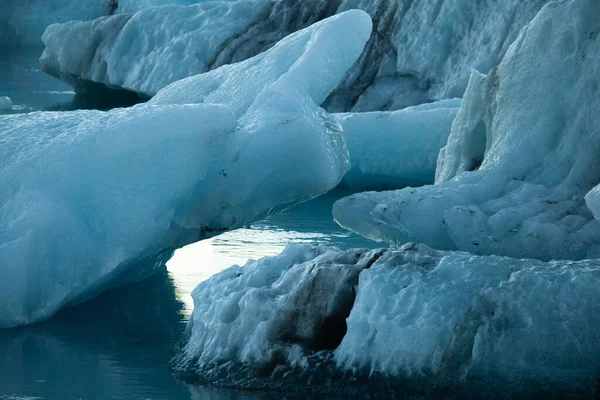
[0,47,379,399]
[0,46,75,113]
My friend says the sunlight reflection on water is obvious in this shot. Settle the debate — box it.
[167,189,379,316]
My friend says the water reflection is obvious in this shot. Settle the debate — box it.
[167,189,378,315]
[0,271,278,400]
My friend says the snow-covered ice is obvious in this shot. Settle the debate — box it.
[40,0,550,112]
[175,242,600,397]
[336,99,460,190]
[0,10,371,328]
[334,0,600,261]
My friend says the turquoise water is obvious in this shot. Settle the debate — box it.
[0,46,379,399]
[0,46,75,113]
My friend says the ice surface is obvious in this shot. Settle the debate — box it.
[176,245,381,380]
[334,0,600,261]
[0,103,235,328]
[175,243,600,397]
[336,99,460,190]
[40,0,272,97]
[0,10,370,328]
[40,0,550,111]
[0,0,202,45]
[0,96,12,112]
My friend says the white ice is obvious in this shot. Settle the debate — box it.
[334,0,600,261]
[39,0,550,111]
[0,10,371,328]
[176,242,600,396]
[336,99,460,190]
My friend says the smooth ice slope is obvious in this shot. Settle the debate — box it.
[0,10,371,328]
[335,0,600,261]
[175,243,600,397]
[336,99,460,190]
[40,0,549,111]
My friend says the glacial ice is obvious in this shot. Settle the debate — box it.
[0,0,202,45]
[40,0,271,97]
[334,0,600,261]
[0,10,371,328]
[39,0,550,112]
[175,243,600,397]
[336,99,460,190]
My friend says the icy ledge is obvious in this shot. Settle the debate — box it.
[335,99,461,190]
[174,243,600,398]
[334,0,600,261]
[0,10,371,328]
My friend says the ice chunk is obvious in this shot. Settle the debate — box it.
[40,0,338,98]
[336,99,460,190]
[0,96,12,112]
[175,243,600,397]
[40,0,550,111]
[334,0,600,261]
[174,245,384,384]
[0,104,235,328]
[0,10,371,328]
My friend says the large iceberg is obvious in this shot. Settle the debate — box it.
[336,99,460,190]
[174,243,600,397]
[334,0,600,261]
[40,0,550,111]
[0,10,371,328]
[0,0,204,45]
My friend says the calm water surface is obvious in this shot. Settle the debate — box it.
[0,46,379,400]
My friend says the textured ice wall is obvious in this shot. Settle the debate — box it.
[175,243,600,397]
[0,10,371,328]
[0,0,205,45]
[334,0,600,261]
[40,0,550,111]
[336,99,460,190]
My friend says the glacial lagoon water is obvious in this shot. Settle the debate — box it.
[0,46,379,400]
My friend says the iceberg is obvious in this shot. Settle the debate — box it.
[40,0,550,111]
[336,99,460,190]
[334,0,600,261]
[0,0,201,45]
[174,243,600,397]
[0,10,371,328]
